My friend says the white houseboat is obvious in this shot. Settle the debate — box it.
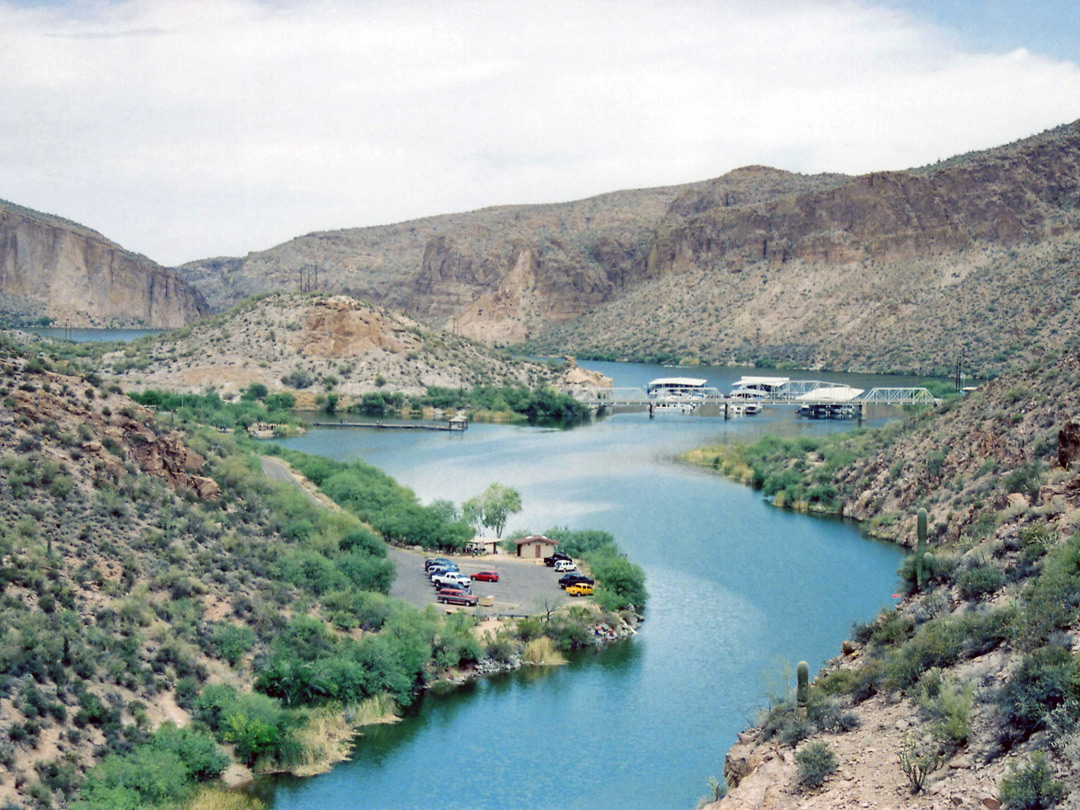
[729,376,790,400]
[646,377,708,398]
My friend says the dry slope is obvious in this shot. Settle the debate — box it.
[97,291,600,399]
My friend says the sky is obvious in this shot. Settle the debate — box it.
[1,0,1079,267]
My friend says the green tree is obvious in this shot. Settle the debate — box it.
[463,483,522,539]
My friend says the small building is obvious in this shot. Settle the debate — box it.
[515,534,559,560]
[465,537,501,555]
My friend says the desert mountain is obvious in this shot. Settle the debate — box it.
[0,199,210,328]
[175,170,847,345]
[175,121,1080,377]
[97,292,601,400]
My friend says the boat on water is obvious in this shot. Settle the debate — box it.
[798,402,859,419]
[729,375,790,399]
[646,377,708,398]
[728,402,762,416]
[653,401,698,414]
[646,377,708,415]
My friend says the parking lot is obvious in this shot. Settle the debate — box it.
[387,547,579,615]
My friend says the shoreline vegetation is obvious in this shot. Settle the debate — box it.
[0,334,645,810]
[126,381,593,436]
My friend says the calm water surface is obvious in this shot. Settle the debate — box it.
[22,326,165,342]
[257,362,908,810]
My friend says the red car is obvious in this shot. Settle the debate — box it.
[471,570,500,582]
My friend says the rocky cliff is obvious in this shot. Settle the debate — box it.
[175,171,845,344]
[0,200,211,328]
[176,120,1080,376]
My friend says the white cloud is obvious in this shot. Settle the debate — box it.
[0,0,1078,265]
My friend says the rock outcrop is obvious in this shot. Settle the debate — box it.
[174,120,1080,376]
[3,358,219,499]
[0,199,211,328]
[98,292,587,399]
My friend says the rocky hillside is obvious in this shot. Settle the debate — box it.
[687,345,1080,810]
[533,121,1080,375]
[176,121,1080,377]
[174,170,847,345]
[0,199,211,328]
[94,291,602,400]
[0,339,236,809]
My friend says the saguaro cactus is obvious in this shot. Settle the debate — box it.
[915,508,928,591]
[796,660,809,718]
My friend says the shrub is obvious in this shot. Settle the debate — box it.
[998,751,1067,809]
[583,548,648,612]
[897,736,942,793]
[996,645,1075,745]
[917,670,973,750]
[795,741,837,789]
[957,565,1006,601]
[210,624,257,666]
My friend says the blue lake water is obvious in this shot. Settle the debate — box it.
[21,326,165,343]
[255,362,908,810]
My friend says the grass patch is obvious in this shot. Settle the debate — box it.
[523,636,567,666]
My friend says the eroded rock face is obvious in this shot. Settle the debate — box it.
[5,365,219,500]
[646,128,1080,277]
[1059,421,1080,470]
[0,201,210,328]
[298,296,420,358]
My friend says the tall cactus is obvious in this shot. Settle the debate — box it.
[915,508,928,591]
[796,660,809,718]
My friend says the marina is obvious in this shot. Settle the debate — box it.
[579,374,939,419]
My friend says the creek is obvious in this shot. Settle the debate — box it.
[254,361,911,809]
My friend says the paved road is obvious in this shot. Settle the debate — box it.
[260,456,570,615]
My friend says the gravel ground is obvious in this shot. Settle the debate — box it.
[387,547,579,616]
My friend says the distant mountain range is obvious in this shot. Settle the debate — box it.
[4,120,1080,376]
[173,120,1080,376]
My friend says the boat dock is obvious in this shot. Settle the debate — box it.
[310,418,467,432]
[574,379,939,419]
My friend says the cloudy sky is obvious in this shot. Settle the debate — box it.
[2,0,1079,266]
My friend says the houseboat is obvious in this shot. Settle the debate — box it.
[729,376,790,400]
[646,377,708,398]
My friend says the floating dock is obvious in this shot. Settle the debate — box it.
[310,419,467,432]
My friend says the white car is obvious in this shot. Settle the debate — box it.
[433,572,472,589]
[553,560,577,573]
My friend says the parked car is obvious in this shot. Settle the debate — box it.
[559,573,594,589]
[553,560,577,573]
[436,588,478,606]
[424,557,452,570]
[544,551,573,567]
[566,583,594,597]
[433,572,472,589]
[471,570,500,582]
[428,564,459,580]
